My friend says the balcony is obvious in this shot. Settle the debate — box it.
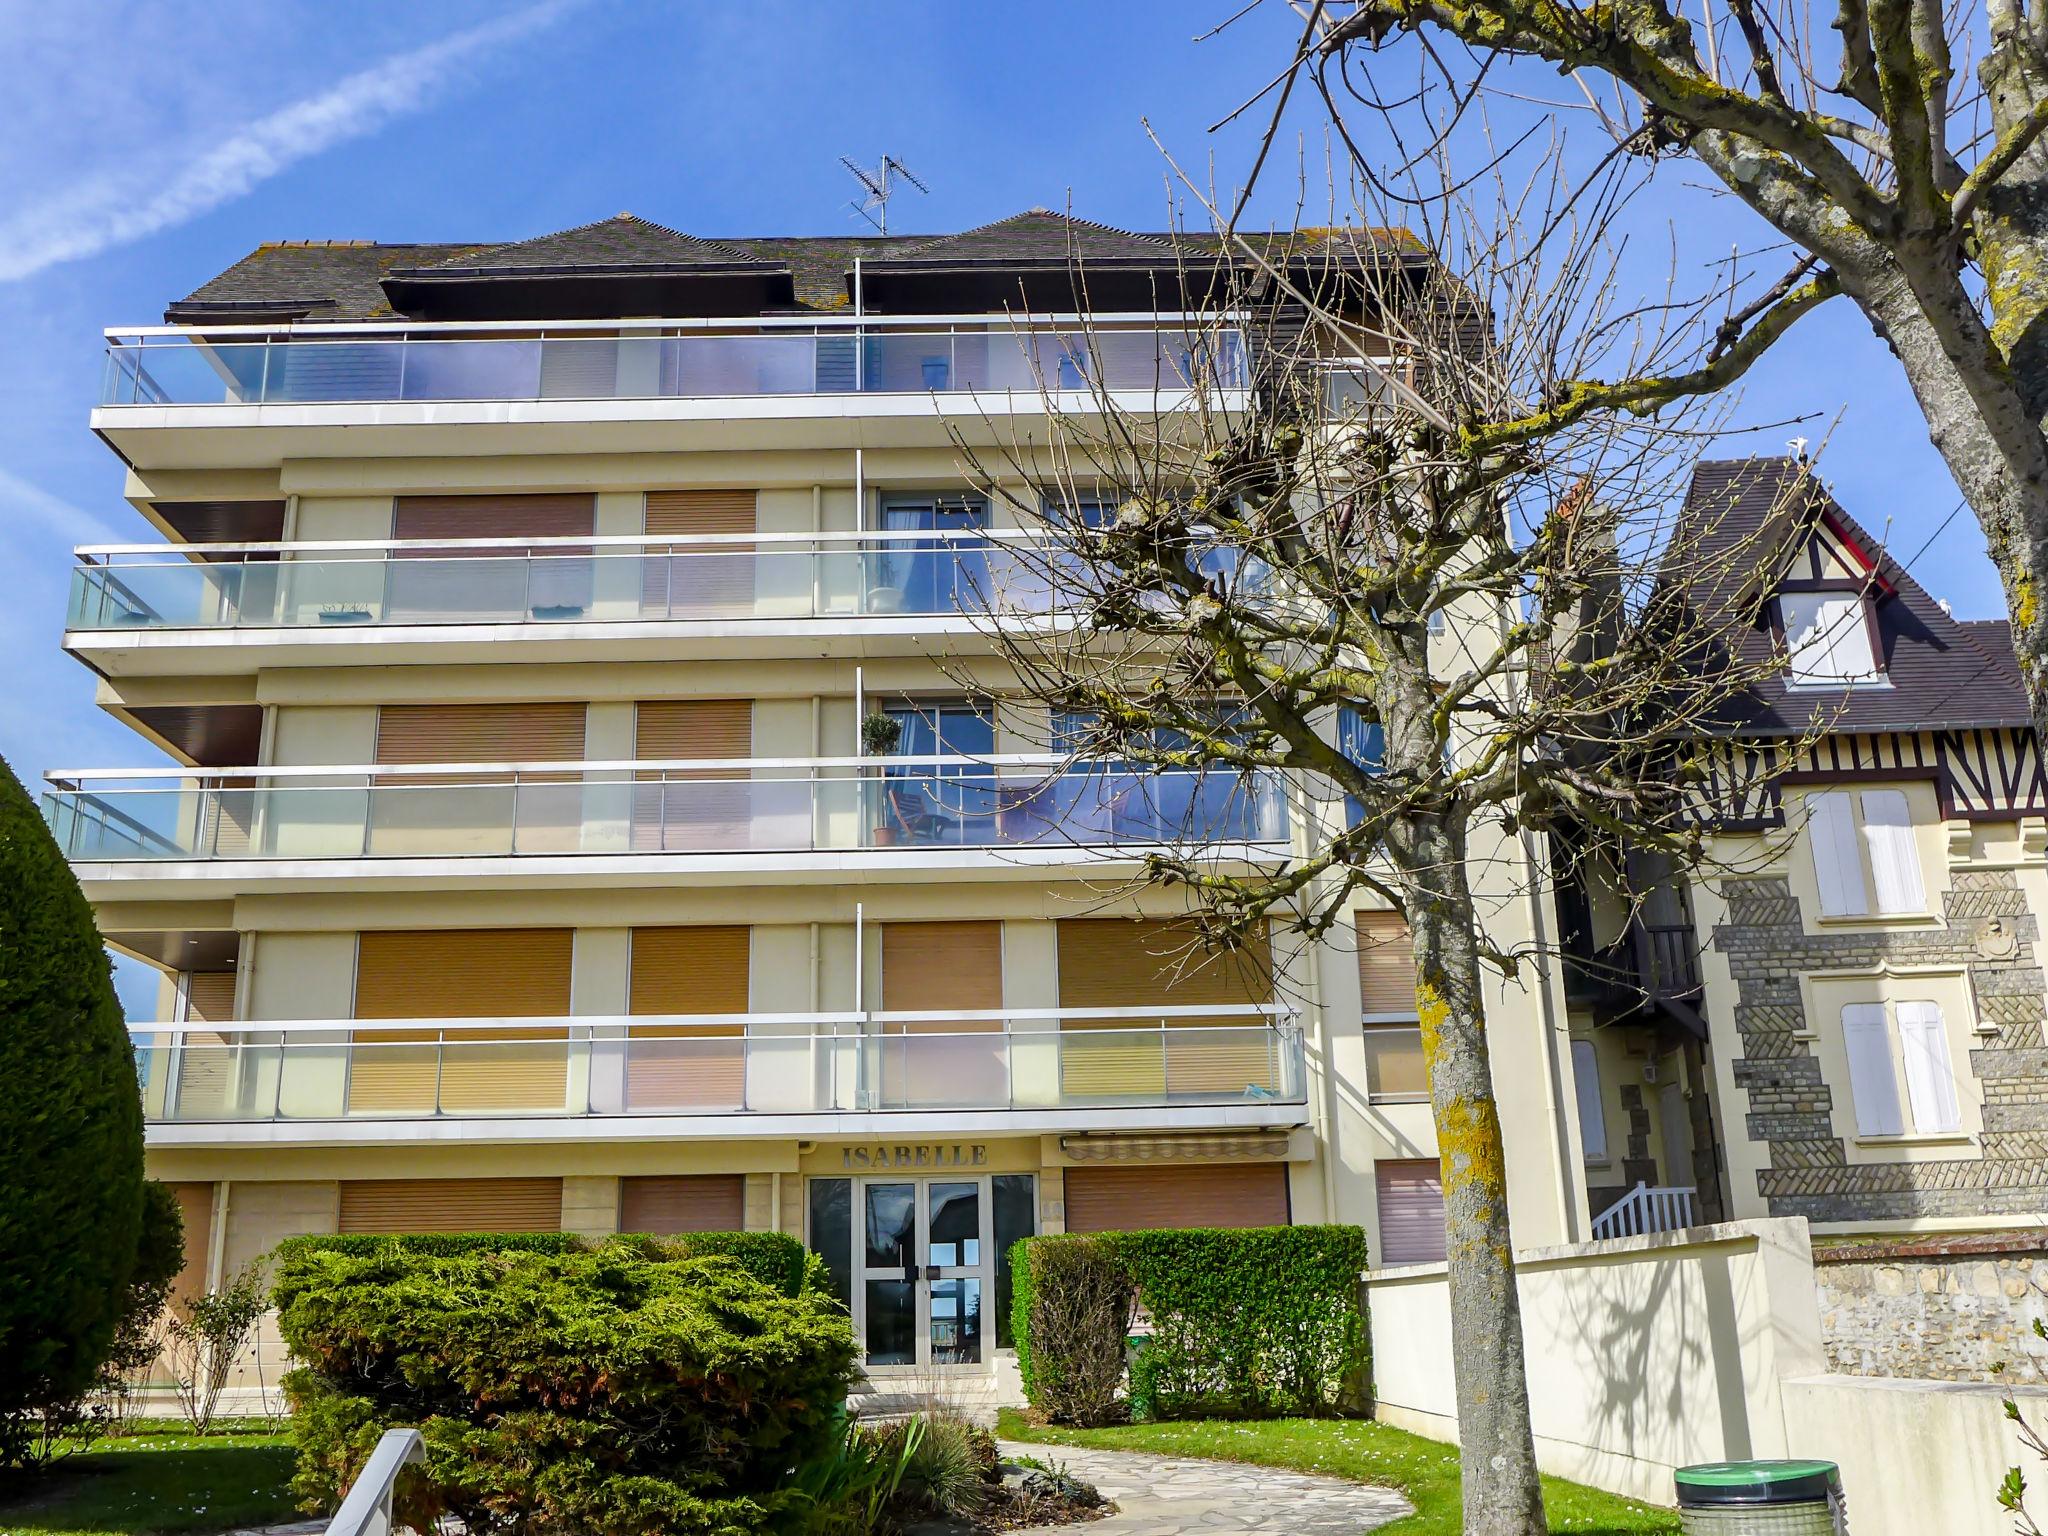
[45,757,1291,889]
[129,1007,1308,1142]
[65,532,1079,672]
[94,318,1248,467]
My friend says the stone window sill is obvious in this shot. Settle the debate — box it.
[1852,1132,1975,1149]
[1815,911,1938,929]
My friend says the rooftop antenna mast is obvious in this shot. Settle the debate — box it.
[842,155,929,236]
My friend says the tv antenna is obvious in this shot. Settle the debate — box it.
[842,155,929,235]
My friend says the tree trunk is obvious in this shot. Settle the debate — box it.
[1398,809,1547,1536]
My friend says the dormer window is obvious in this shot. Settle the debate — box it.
[1778,587,1883,684]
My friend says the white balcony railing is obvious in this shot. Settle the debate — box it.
[101,316,1245,408]
[129,1006,1307,1124]
[43,756,1292,864]
[67,531,1078,633]
[1589,1182,1698,1240]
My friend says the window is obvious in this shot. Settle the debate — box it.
[1375,1159,1447,1265]
[1779,590,1882,683]
[1338,707,1384,833]
[1571,1039,1608,1163]
[1805,788,1927,917]
[1357,912,1425,1100]
[1840,999,1963,1136]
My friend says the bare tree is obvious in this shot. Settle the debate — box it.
[1235,0,2048,747]
[941,180,1820,1533]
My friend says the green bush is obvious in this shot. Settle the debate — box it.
[1012,1225,1370,1424]
[0,753,146,1465]
[276,1243,857,1535]
[273,1230,819,1298]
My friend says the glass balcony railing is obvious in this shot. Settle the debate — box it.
[44,757,1292,863]
[101,323,1246,407]
[129,1008,1306,1123]
[66,534,1076,632]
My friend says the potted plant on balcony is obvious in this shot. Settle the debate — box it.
[862,712,902,846]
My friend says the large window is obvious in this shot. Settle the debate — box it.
[1571,1039,1609,1164]
[1338,706,1384,832]
[1357,912,1425,1101]
[1840,999,1963,1137]
[1779,589,1882,684]
[1804,788,1928,918]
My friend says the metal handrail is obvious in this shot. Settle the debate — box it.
[324,1427,422,1536]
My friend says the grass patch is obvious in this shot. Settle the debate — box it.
[0,1421,297,1536]
[995,1411,1680,1535]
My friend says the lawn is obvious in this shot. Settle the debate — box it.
[995,1410,1680,1536]
[0,1420,299,1536]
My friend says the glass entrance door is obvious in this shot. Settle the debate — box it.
[853,1176,992,1372]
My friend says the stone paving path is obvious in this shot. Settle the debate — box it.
[997,1440,1414,1535]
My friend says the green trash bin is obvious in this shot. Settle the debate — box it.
[1675,1461,1845,1533]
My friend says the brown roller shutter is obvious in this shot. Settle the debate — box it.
[879,923,1004,1107]
[170,974,239,1120]
[1375,1159,1447,1266]
[619,1174,746,1234]
[375,703,587,765]
[351,929,572,1114]
[633,701,752,851]
[1062,1164,1289,1233]
[389,495,596,621]
[338,1178,562,1234]
[392,493,595,547]
[643,491,757,619]
[627,926,749,1110]
[167,1182,214,1311]
[1056,919,1273,1099]
[1357,912,1418,1015]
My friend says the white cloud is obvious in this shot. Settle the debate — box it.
[0,466,123,547]
[0,0,575,284]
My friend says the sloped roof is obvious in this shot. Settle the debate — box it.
[392,213,772,276]
[866,209,1179,268]
[167,241,486,322]
[1676,457,2028,735]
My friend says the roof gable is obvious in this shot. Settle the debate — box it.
[871,209,1179,268]
[395,214,771,276]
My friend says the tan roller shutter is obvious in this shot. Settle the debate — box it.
[350,929,572,1114]
[1055,919,1273,1099]
[633,701,752,851]
[338,1177,562,1234]
[627,926,749,1110]
[879,923,1005,1107]
[619,1174,746,1234]
[167,1182,214,1312]
[1375,1159,1447,1266]
[375,703,587,765]
[1357,912,1418,1015]
[1063,1164,1290,1233]
[644,490,757,618]
[171,973,238,1119]
[371,704,587,855]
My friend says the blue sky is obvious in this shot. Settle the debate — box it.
[0,0,1997,1016]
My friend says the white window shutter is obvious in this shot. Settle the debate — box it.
[1840,1003,1904,1136]
[1859,790,1926,914]
[1897,1001,1963,1133]
[1807,792,1868,916]
[1572,1040,1607,1162]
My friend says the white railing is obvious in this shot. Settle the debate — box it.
[1590,1182,1698,1240]
[100,314,1246,407]
[44,755,1291,863]
[325,1427,421,1536]
[128,1005,1307,1124]
[66,529,1083,632]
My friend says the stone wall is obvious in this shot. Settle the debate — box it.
[1816,1234,2048,1383]
[1714,867,2048,1221]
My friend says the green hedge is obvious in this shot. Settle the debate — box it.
[275,1242,856,1535]
[273,1230,817,1296]
[1012,1225,1370,1424]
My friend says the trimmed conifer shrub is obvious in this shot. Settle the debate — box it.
[275,1242,857,1534]
[0,753,145,1463]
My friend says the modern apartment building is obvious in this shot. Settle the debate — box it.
[52,211,1593,1393]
